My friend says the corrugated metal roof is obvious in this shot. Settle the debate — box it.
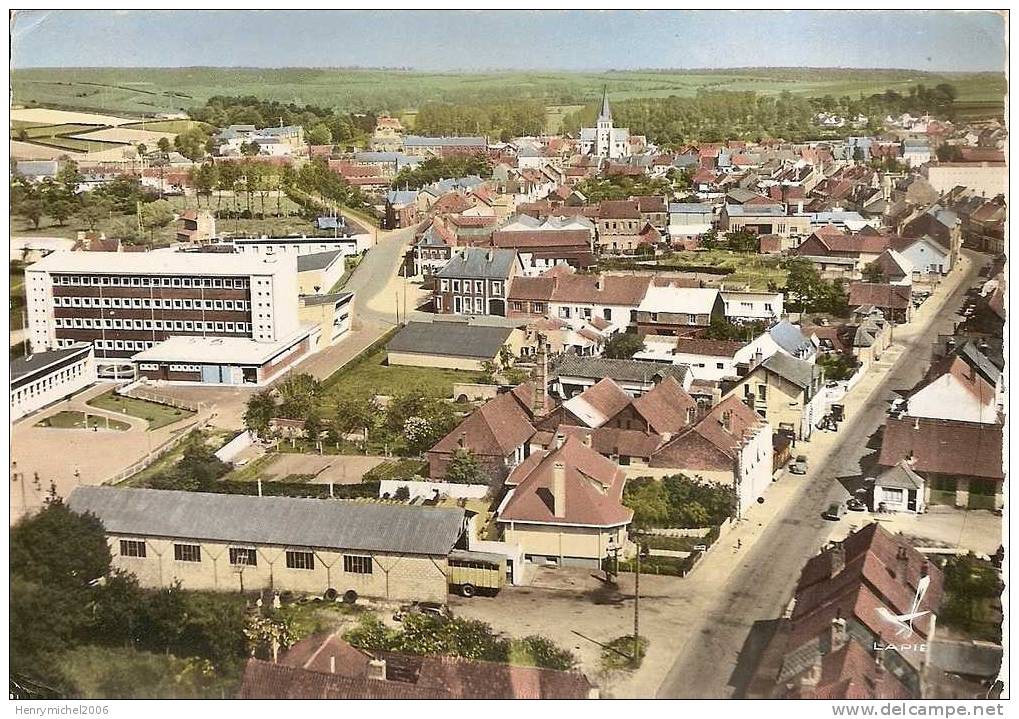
[68,487,466,556]
[10,343,92,383]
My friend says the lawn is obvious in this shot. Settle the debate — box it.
[35,411,131,431]
[603,250,789,290]
[321,347,486,406]
[86,390,195,431]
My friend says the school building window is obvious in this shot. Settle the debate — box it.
[229,547,258,566]
[174,544,201,563]
[119,540,146,558]
[343,554,373,574]
[286,551,315,570]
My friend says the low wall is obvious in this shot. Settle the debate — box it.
[378,479,489,501]
[451,383,500,402]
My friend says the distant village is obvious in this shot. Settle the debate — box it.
[10,87,1006,701]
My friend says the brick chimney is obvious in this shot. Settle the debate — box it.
[830,615,848,651]
[595,275,604,291]
[552,461,567,518]
[534,334,548,415]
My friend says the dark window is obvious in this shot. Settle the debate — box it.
[229,547,258,566]
[286,551,315,570]
[174,544,201,562]
[343,555,373,574]
[120,539,146,558]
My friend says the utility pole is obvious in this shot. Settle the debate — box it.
[633,543,641,661]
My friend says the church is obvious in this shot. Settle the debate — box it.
[579,89,631,159]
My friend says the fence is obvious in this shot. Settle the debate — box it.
[119,381,201,413]
[106,418,211,485]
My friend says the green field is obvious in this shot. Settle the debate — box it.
[86,390,195,431]
[11,67,1006,117]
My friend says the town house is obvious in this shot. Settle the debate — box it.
[433,247,521,317]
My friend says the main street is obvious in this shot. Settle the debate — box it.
[655,250,990,699]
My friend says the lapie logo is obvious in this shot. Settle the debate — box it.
[876,574,931,638]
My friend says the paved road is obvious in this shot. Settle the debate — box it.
[656,251,989,699]
[287,223,417,381]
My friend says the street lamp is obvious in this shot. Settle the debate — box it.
[632,538,650,662]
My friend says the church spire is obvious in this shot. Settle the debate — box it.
[599,87,612,122]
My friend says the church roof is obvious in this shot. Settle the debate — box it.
[599,87,612,122]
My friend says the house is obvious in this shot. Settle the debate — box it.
[10,343,97,422]
[413,220,457,277]
[748,524,943,699]
[902,206,962,269]
[872,460,926,514]
[721,290,783,324]
[552,355,692,399]
[848,308,892,371]
[720,204,812,238]
[667,203,714,242]
[890,235,952,278]
[768,319,817,361]
[384,189,420,230]
[902,139,932,168]
[519,317,609,358]
[905,354,1001,425]
[633,195,669,230]
[878,415,1003,510]
[386,322,522,372]
[66,486,468,604]
[497,435,632,567]
[868,249,914,286]
[507,275,555,318]
[298,292,354,350]
[175,210,216,244]
[635,333,779,382]
[548,271,652,328]
[848,283,913,324]
[371,116,405,153]
[427,383,546,483]
[634,286,724,338]
[433,247,521,317]
[595,200,644,253]
[13,160,59,183]
[649,395,773,516]
[793,230,890,276]
[736,352,825,440]
[238,633,597,699]
[490,229,594,276]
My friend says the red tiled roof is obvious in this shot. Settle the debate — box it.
[499,436,633,527]
[651,394,763,471]
[429,385,537,458]
[959,148,1005,163]
[633,195,667,213]
[549,274,652,306]
[447,214,497,228]
[491,229,591,249]
[430,193,475,216]
[848,283,911,310]
[599,199,641,219]
[238,659,446,699]
[783,640,912,700]
[508,276,556,302]
[565,378,633,428]
[878,416,1003,479]
[630,377,698,435]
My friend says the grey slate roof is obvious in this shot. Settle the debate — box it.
[437,247,517,280]
[297,250,343,272]
[67,486,466,556]
[875,461,923,490]
[15,160,59,177]
[723,204,786,217]
[760,352,822,390]
[669,203,714,214]
[10,343,92,383]
[769,320,815,358]
[553,355,689,385]
[301,292,353,307]
[388,322,513,360]
[403,135,486,148]
[386,190,418,206]
[958,342,1001,386]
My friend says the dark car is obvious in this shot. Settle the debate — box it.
[393,601,450,622]
[846,498,867,512]
[823,502,846,521]
[789,455,808,475]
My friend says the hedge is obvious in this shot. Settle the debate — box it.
[214,479,381,499]
[602,550,702,577]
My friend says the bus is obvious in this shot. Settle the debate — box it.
[447,549,506,597]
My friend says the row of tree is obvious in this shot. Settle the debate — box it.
[412,100,547,141]
[391,155,493,190]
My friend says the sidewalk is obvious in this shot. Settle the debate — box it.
[612,248,982,698]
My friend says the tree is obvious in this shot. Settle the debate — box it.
[478,360,498,384]
[174,126,211,161]
[817,353,858,381]
[136,143,148,157]
[621,477,671,529]
[603,332,644,359]
[243,390,277,437]
[724,229,759,253]
[306,123,333,146]
[76,196,113,231]
[156,137,172,153]
[240,141,261,157]
[139,199,175,239]
[56,160,83,197]
[445,448,489,485]
[45,197,74,226]
[275,373,321,419]
[303,413,323,444]
[190,163,218,207]
[862,260,886,283]
[332,394,381,439]
[18,198,43,229]
[11,499,112,590]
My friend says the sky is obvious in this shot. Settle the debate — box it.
[11,10,1007,72]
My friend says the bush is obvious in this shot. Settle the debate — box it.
[623,475,735,528]
[601,635,648,671]
[602,551,701,577]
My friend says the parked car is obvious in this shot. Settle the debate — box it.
[846,498,867,512]
[823,502,846,520]
[789,455,808,475]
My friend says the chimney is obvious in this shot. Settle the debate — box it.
[595,275,604,291]
[830,616,848,651]
[830,542,846,577]
[721,410,733,432]
[874,652,886,673]
[367,658,387,682]
[458,432,467,449]
[552,461,567,518]
[329,656,336,674]
[710,385,722,407]
[581,432,592,448]
[534,335,548,414]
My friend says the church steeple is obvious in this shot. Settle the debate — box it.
[599,87,612,122]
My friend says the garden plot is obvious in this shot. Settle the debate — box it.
[10,107,138,126]
[71,127,177,145]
